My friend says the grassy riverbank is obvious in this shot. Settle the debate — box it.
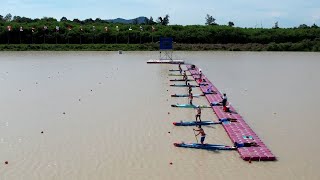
[0,41,320,51]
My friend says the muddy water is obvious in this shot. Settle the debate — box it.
[0,51,319,180]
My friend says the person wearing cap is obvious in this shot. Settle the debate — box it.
[195,106,201,122]
[199,69,203,80]
[194,125,206,144]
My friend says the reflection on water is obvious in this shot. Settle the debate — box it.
[0,51,319,180]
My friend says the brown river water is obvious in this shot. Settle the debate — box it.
[0,51,319,180]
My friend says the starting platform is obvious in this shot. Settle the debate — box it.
[186,65,276,161]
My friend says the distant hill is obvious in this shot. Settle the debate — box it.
[107,16,147,24]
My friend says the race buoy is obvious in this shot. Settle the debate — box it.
[5,161,8,165]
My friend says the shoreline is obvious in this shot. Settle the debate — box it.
[0,41,319,51]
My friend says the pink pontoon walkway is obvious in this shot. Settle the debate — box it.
[187,65,276,161]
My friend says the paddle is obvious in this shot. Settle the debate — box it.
[192,129,198,143]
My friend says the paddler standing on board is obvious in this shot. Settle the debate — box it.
[194,125,206,144]
[188,92,193,105]
[178,63,182,74]
[183,71,188,85]
[195,105,201,122]
[188,83,192,95]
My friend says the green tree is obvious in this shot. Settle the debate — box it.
[311,23,318,28]
[157,15,169,25]
[298,24,309,28]
[273,21,279,29]
[205,14,216,25]
[73,19,81,24]
[228,21,234,27]
[60,17,68,22]
[163,14,170,25]
[41,17,57,22]
[4,13,12,22]
[149,16,155,25]
[84,18,94,24]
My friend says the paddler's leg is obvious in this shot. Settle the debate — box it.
[200,135,205,144]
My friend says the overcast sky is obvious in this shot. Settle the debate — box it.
[1,0,320,27]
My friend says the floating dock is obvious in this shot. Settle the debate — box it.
[147,60,184,64]
[187,65,276,161]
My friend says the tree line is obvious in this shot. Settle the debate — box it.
[0,13,319,45]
